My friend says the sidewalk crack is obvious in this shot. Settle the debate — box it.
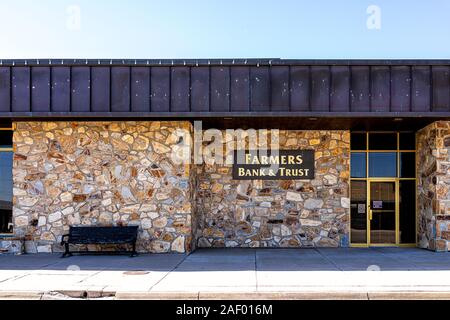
[76,270,102,284]
[0,273,28,284]
[148,253,190,291]
[314,248,343,271]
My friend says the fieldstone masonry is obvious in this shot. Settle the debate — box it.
[10,120,450,253]
[417,121,450,252]
[0,238,23,254]
[195,130,351,248]
[12,122,352,253]
[13,121,194,253]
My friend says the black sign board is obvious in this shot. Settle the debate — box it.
[232,150,315,180]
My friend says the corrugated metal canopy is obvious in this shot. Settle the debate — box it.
[0,59,450,123]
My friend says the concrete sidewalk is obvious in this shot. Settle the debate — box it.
[1,248,450,300]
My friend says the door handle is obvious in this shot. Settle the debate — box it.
[369,208,373,221]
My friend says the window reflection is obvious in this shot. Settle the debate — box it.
[0,152,12,233]
[350,181,367,244]
[351,153,366,178]
[369,152,397,177]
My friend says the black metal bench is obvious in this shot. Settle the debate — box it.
[61,226,138,258]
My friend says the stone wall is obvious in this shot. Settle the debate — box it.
[417,121,450,252]
[195,130,350,248]
[12,122,352,253]
[13,121,194,253]
[0,238,23,255]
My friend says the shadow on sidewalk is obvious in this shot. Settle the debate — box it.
[0,248,449,272]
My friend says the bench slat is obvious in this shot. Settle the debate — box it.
[62,226,139,257]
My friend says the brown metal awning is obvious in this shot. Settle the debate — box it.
[1,59,450,129]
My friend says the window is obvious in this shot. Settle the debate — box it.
[369,133,397,150]
[350,181,367,244]
[399,133,416,150]
[399,180,416,243]
[0,128,13,234]
[368,152,397,177]
[350,153,366,178]
[350,133,366,150]
[350,132,415,179]
[400,152,415,178]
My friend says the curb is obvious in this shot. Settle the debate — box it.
[198,292,368,300]
[0,290,115,300]
[115,290,450,300]
[2,290,450,300]
[116,291,199,300]
[0,291,44,300]
[367,291,450,300]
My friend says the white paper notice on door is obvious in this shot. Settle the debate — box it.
[358,204,365,214]
[372,201,383,209]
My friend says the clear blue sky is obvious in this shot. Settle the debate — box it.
[1,0,449,59]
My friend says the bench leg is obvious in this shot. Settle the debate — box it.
[130,242,137,257]
[61,242,72,258]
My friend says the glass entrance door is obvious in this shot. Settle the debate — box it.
[350,132,416,247]
[369,181,397,245]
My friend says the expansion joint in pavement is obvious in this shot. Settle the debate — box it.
[148,252,191,291]
[314,248,343,271]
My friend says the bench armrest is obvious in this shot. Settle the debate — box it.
[60,234,70,245]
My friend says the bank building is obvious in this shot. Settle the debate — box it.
[0,59,448,254]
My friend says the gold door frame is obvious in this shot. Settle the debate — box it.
[367,179,398,246]
[349,131,417,248]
